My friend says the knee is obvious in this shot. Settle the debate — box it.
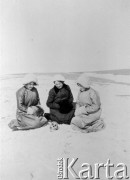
[71,117,76,124]
[71,117,80,125]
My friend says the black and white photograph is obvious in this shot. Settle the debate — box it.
[0,0,130,179]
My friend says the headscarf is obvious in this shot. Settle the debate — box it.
[23,74,38,85]
[76,73,90,88]
[53,74,65,83]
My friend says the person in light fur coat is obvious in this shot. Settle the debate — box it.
[71,73,105,133]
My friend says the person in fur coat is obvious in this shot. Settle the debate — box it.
[71,73,105,133]
[8,74,47,130]
[46,74,75,124]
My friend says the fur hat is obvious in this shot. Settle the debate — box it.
[53,74,65,82]
[23,74,38,85]
[76,73,90,88]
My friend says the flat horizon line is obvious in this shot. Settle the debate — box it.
[1,68,130,76]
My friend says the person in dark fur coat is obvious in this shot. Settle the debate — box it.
[46,74,75,124]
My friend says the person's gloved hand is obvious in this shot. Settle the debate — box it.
[75,106,88,116]
[55,97,67,104]
[27,107,34,115]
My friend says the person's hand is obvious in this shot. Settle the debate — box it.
[55,97,67,104]
[27,107,34,115]
[75,106,88,116]
[32,105,40,111]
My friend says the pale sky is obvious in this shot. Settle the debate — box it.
[0,0,130,74]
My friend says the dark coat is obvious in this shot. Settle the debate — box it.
[46,84,75,124]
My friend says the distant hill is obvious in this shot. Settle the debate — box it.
[90,69,130,75]
[1,69,130,86]
[1,69,130,81]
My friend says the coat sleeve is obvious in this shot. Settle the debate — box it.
[35,88,41,105]
[76,91,82,108]
[16,88,27,112]
[46,90,60,109]
[85,90,101,113]
[67,86,74,104]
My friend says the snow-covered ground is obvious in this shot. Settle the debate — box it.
[0,73,130,180]
[87,72,130,84]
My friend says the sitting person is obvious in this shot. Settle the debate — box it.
[46,74,75,124]
[8,74,47,130]
[71,73,105,133]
